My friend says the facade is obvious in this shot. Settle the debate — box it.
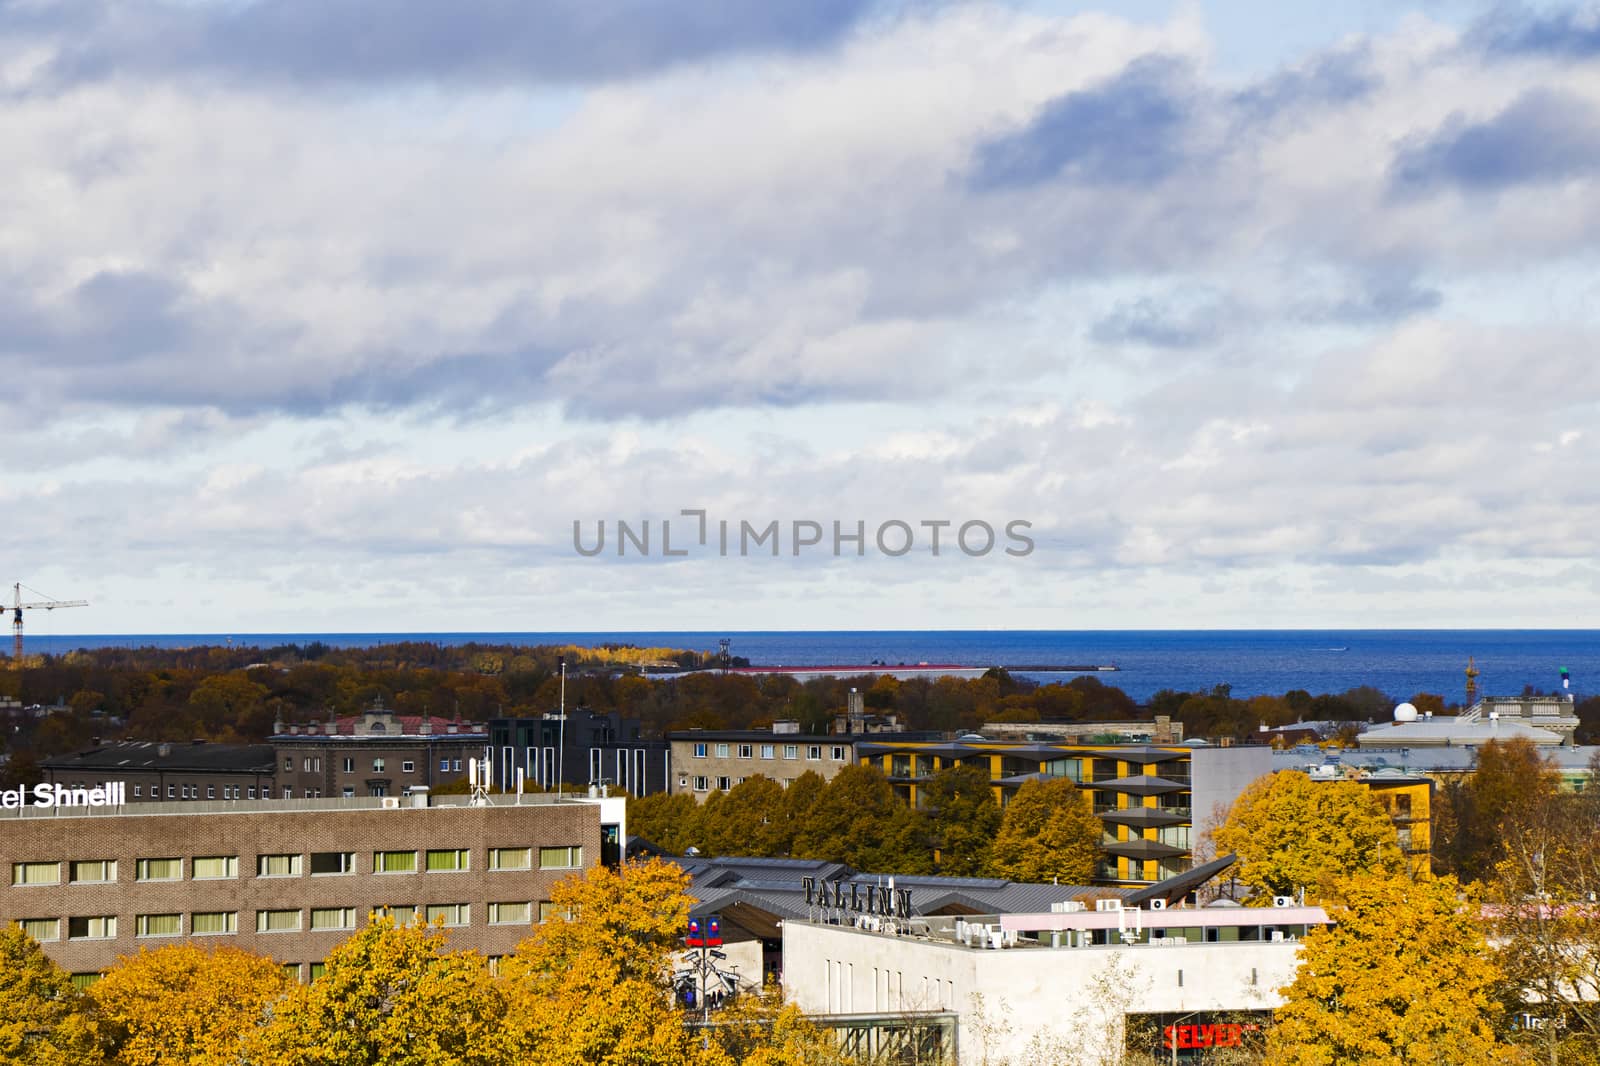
[41,741,278,803]
[667,727,863,800]
[783,899,1328,1065]
[0,792,624,981]
[980,716,1185,744]
[856,738,1271,884]
[488,712,670,796]
[272,704,489,798]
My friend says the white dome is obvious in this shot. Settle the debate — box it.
[1393,702,1419,722]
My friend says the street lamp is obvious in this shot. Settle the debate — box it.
[1166,1009,1203,1066]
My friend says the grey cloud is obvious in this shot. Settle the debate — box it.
[970,57,1198,189]
[1230,44,1381,124]
[1472,3,1600,58]
[1391,89,1600,191]
[30,0,877,89]
[1090,297,1227,350]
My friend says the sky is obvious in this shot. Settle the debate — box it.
[5,0,1600,634]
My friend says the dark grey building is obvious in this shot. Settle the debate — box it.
[41,741,278,803]
[488,712,670,797]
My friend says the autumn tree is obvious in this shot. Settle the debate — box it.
[249,916,507,1066]
[500,858,702,1065]
[791,765,931,874]
[921,764,1001,876]
[986,777,1101,885]
[1212,771,1402,904]
[700,776,791,857]
[1269,873,1510,1065]
[0,923,103,1065]
[700,983,849,1066]
[91,943,291,1066]
[628,792,706,856]
[1441,738,1563,882]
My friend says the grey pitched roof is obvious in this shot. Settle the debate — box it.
[42,741,276,774]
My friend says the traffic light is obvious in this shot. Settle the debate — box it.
[686,917,705,948]
[706,916,723,947]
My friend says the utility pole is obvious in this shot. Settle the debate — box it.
[556,655,566,801]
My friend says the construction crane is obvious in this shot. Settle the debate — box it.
[9,583,88,663]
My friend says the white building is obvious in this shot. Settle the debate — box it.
[783,899,1327,1064]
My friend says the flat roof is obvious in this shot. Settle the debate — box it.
[41,741,275,774]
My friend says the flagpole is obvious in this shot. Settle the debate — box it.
[556,655,566,802]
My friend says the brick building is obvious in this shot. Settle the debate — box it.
[0,792,624,982]
[271,703,489,798]
[40,741,278,802]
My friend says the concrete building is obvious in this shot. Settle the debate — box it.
[41,741,278,803]
[489,712,670,796]
[0,792,624,982]
[667,726,865,800]
[783,896,1327,1065]
[855,738,1271,884]
[272,704,489,798]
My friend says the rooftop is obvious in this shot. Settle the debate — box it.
[42,740,275,774]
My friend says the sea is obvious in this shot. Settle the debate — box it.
[24,630,1600,704]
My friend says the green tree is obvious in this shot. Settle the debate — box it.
[249,916,506,1066]
[701,776,790,857]
[628,792,705,856]
[1269,873,1509,1066]
[986,777,1101,885]
[1212,771,1402,904]
[0,923,103,1065]
[921,765,1001,876]
[91,942,290,1066]
[791,765,931,874]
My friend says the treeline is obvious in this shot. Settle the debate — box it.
[629,764,1103,883]
[2,859,842,1066]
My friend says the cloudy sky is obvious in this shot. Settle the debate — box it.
[5,0,1600,634]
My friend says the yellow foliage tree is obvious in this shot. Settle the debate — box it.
[1213,771,1402,904]
[91,942,290,1066]
[0,923,103,1065]
[986,776,1101,885]
[247,916,507,1066]
[699,982,851,1066]
[1269,873,1514,1066]
[500,858,702,1065]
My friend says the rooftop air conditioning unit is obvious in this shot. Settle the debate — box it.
[1051,900,1087,914]
[1096,899,1123,913]
[380,797,401,810]
[1273,896,1294,908]
[1270,930,1286,942]
[1147,899,1168,911]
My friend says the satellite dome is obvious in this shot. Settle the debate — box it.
[1393,702,1419,723]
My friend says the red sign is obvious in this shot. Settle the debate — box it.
[1163,1023,1258,1050]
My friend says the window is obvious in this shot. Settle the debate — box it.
[489,902,531,924]
[136,914,182,938]
[134,785,142,797]
[283,758,293,772]
[715,743,730,757]
[193,856,238,880]
[761,744,775,760]
[342,787,355,798]
[831,746,846,761]
[192,911,237,935]
[738,744,753,759]
[693,743,707,759]
[692,776,709,792]
[282,963,302,982]
[488,848,531,871]
[137,858,182,881]
[257,854,301,877]
[538,901,564,923]
[207,785,216,799]
[539,846,583,870]
[439,757,451,772]
[256,909,301,933]
[309,962,327,980]
[247,788,255,799]
[807,745,821,761]
[425,903,468,926]
[71,973,102,990]
[783,744,798,760]
[167,785,176,798]
[69,860,115,884]
[372,758,385,772]
[310,907,356,931]
[304,757,319,772]
[378,905,417,922]
[20,918,59,942]
[283,788,293,799]
[343,757,355,773]
[402,761,415,773]
[716,776,732,791]
[374,851,417,874]
[452,758,462,772]
[426,849,469,873]
[68,916,116,940]
[310,851,356,875]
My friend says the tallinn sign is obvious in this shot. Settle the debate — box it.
[1,782,128,809]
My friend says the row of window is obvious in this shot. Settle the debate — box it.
[691,742,847,761]
[11,847,582,886]
[19,901,558,943]
[285,757,465,775]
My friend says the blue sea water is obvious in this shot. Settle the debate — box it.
[25,630,1600,705]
